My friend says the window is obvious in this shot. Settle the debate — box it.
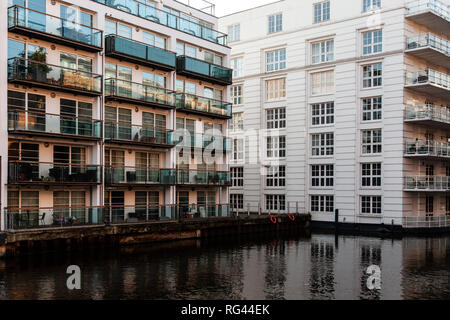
[268,13,283,34]
[267,136,286,158]
[361,196,382,215]
[231,58,243,78]
[363,0,381,12]
[362,97,382,121]
[363,30,383,55]
[267,166,286,187]
[233,139,244,161]
[314,1,330,23]
[426,196,434,213]
[312,39,334,64]
[362,163,382,187]
[176,80,196,94]
[204,51,223,66]
[232,167,244,187]
[266,48,286,72]
[231,194,244,210]
[143,31,166,49]
[104,20,132,38]
[266,195,286,211]
[231,113,244,131]
[267,108,286,129]
[446,196,450,214]
[311,165,334,188]
[311,133,334,157]
[363,63,382,88]
[362,129,382,154]
[266,78,286,101]
[177,42,197,58]
[228,24,240,42]
[232,86,243,105]
[311,102,334,126]
[311,195,334,213]
[311,70,334,95]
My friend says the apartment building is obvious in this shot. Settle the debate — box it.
[0,0,232,231]
[219,0,450,229]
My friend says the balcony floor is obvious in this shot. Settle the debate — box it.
[406,11,450,38]
[404,118,450,130]
[405,47,450,69]
[8,78,102,97]
[8,130,102,142]
[404,154,450,161]
[176,70,232,87]
[105,95,175,110]
[404,189,450,193]
[405,83,450,100]
[8,181,101,186]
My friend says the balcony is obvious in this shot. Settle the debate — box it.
[404,176,450,192]
[105,35,176,71]
[93,0,227,46]
[104,122,175,148]
[8,110,102,140]
[405,105,450,129]
[176,56,233,86]
[8,5,103,52]
[5,206,105,231]
[106,205,178,223]
[176,170,231,186]
[176,93,232,118]
[178,204,232,219]
[406,0,450,37]
[405,69,450,100]
[105,167,176,186]
[8,161,102,185]
[406,34,450,69]
[8,58,102,96]
[403,215,450,228]
[175,133,231,151]
[105,79,176,109]
[405,140,450,160]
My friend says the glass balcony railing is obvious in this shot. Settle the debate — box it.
[407,33,450,54]
[8,57,102,95]
[105,35,176,70]
[8,161,102,184]
[174,133,231,151]
[105,78,176,108]
[176,170,231,185]
[176,56,233,85]
[176,93,232,117]
[178,204,231,219]
[5,206,105,230]
[406,69,450,88]
[104,122,175,146]
[405,105,450,124]
[404,176,450,191]
[406,0,450,21]
[8,5,102,49]
[8,110,102,139]
[405,140,450,157]
[106,205,179,223]
[105,167,176,185]
[93,0,227,46]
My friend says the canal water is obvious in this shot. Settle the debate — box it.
[0,233,449,300]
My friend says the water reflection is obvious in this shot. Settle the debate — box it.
[0,234,449,300]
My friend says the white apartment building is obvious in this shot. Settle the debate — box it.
[0,0,232,231]
[219,0,450,229]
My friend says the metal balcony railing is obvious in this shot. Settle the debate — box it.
[105,167,176,185]
[405,140,450,158]
[405,104,450,124]
[406,0,450,21]
[404,176,450,191]
[406,69,450,88]
[403,215,450,228]
[176,56,233,85]
[104,122,175,146]
[174,133,231,151]
[178,204,232,219]
[176,92,232,118]
[176,170,231,185]
[406,33,450,54]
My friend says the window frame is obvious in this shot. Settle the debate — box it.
[311,195,334,213]
[266,78,287,101]
[311,164,334,188]
[362,97,382,122]
[311,39,334,64]
[311,70,335,95]
[231,167,244,187]
[362,63,383,88]
[267,136,287,159]
[311,132,334,157]
[266,107,287,129]
[266,166,286,188]
[314,1,331,24]
[362,129,383,155]
[361,196,382,215]
[361,163,382,188]
[311,102,334,126]
[268,13,283,34]
[362,30,383,56]
[266,48,287,72]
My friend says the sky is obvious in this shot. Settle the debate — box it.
[213,0,278,17]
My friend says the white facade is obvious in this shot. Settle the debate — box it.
[220,0,450,227]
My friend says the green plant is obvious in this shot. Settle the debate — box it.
[29,48,52,74]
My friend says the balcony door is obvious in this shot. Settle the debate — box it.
[12,0,46,32]
[105,149,125,183]
[135,191,159,220]
[105,191,124,222]
[60,4,93,44]
[197,191,216,217]
[53,145,86,179]
[60,99,93,136]
[143,112,166,144]
[136,152,159,183]
[8,141,39,182]
[8,91,46,132]
[105,106,131,140]
[53,190,85,222]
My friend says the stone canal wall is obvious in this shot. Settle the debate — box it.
[0,214,311,258]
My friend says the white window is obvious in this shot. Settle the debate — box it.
[267,136,286,158]
[231,112,244,131]
[311,102,334,126]
[311,70,334,95]
[231,167,244,187]
[267,108,286,129]
[233,138,244,161]
[266,48,286,72]
[232,85,243,105]
[362,163,382,188]
[363,30,383,55]
[361,196,382,215]
[267,166,286,187]
[314,1,330,23]
[311,195,334,213]
[311,164,334,188]
[228,24,240,42]
[362,129,382,154]
[231,58,243,78]
[266,78,286,101]
[177,42,197,58]
[363,63,382,88]
[231,194,244,210]
[143,31,166,49]
[311,133,334,157]
[363,0,381,12]
[362,97,382,121]
[268,13,283,34]
[266,195,286,211]
[312,39,334,64]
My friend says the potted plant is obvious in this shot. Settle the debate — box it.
[28,48,52,83]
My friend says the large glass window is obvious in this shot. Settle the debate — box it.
[311,195,334,213]
[311,133,334,157]
[267,108,286,129]
[266,78,286,101]
[311,102,334,126]
[312,40,334,64]
[363,30,383,55]
[266,48,286,72]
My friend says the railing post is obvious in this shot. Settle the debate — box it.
[296,201,299,214]
[258,203,261,216]
[247,203,250,216]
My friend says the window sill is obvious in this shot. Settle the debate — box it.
[357,214,383,218]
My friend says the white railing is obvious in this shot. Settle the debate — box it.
[405,104,450,124]
[406,0,450,21]
[406,69,450,88]
[405,140,450,157]
[404,176,450,191]
[406,33,450,54]
[403,215,450,228]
